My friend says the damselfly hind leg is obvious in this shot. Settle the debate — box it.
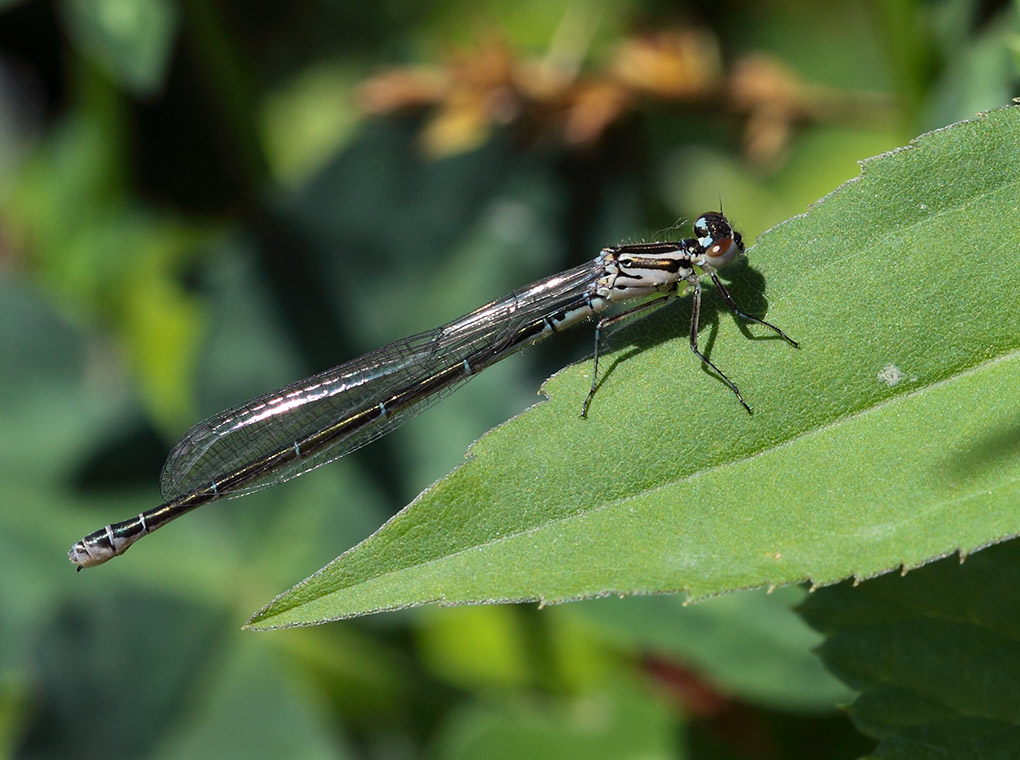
[581,294,673,418]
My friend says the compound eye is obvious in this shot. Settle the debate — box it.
[693,214,714,247]
[694,212,730,249]
[693,216,709,240]
[705,237,740,267]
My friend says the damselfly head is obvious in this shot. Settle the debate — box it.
[694,212,744,269]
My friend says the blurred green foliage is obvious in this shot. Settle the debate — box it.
[0,0,1017,758]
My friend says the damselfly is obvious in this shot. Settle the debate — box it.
[69,212,796,569]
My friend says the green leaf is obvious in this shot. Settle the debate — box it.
[798,540,1020,757]
[248,105,1020,628]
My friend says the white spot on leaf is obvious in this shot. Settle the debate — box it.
[877,364,916,387]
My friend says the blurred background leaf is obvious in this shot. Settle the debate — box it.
[1,0,1018,758]
[800,540,1020,757]
[59,0,180,96]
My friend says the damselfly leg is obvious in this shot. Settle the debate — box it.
[582,293,673,418]
[709,272,799,348]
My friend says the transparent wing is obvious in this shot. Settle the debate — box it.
[159,260,604,500]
